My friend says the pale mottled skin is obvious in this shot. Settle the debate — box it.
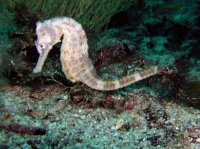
[33,17,159,90]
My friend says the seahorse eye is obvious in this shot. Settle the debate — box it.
[35,41,43,49]
[39,44,44,49]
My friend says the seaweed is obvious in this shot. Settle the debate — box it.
[16,0,139,31]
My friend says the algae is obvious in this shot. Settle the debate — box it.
[8,0,139,31]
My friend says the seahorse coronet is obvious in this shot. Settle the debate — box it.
[33,17,159,91]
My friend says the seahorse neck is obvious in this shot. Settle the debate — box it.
[53,17,89,57]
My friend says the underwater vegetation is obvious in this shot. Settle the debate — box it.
[2,0,140,32]
[95,44,134,69]
[0,0,200,148]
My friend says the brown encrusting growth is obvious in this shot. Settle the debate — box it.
[33,17,159,90]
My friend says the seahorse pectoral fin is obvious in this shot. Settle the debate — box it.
[33,48,51,73]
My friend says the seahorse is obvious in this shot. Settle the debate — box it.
[33,17,159,90]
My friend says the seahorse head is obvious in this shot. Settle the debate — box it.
[33,20,62,73]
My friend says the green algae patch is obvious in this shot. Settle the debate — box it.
[4,0,139,32]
